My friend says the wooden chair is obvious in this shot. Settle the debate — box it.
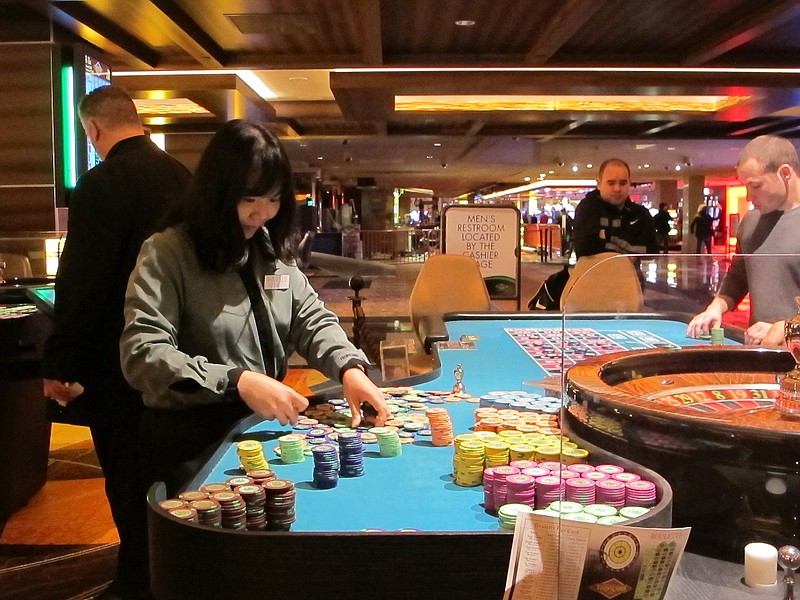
[560,252,643,313]
[409,254,492,353]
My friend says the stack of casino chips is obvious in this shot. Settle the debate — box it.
[426,408,454,446]
[263,479,296,530]
[246,469,276,486]
[337,431,365,477]
[278,434,305,463]
[483,468,496,511]
[200,483,230,495]
[235,484,267,530]
[565,477,596,505]
[371,427,403,457]
[505,474,536,506]
[490,465,521,509]
[226,476,254,489]
[159,498,191,522]
[167,506,198,522]
[211,491,247,529]
[483,441,510,467]
[625,480,657,507]
[178,490,209,504]
[534,475,564,508]
[306,427,332,445]
[159,499,187,511]
[189,498,223,527]
[595,479,626,508]
[453,440,485,487]
[497,503,534,530]
[236,439,270,472]
[311,443,340,489]
[508,442,536,461]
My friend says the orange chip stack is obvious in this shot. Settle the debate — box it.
[426,407,454,446]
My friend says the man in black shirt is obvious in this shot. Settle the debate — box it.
[42,86,190,600]
[573,158,658,258]
[653,203,672,254]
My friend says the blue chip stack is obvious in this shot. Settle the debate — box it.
[311,444,340,489]
[338,431,366,477]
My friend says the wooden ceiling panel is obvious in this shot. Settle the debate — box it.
[29,0,800,195]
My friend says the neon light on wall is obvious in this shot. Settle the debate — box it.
[61,66,77,188]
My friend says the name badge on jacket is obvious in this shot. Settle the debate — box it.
[263,274,290,290]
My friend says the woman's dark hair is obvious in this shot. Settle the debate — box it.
[177,119,297,271]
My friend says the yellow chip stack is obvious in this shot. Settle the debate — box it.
[484,440,511,467]
[236,440,270,472]
[453,440,486,487]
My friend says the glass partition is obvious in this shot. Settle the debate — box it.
[559,251,799,571]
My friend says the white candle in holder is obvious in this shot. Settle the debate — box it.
[744,542,778,587]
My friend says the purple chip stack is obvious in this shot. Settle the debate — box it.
[534,475,564,508]
[505,474,536,506]
[595,479,626,507]
[625,480,657,507]
[565,477,596,505]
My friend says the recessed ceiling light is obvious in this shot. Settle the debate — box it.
[523,176,531,182]
[433,142,442,147]
[317,156,324,160]
[455,19,476,27]
[426,155,434,159]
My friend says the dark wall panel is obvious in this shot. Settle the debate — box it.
[0,43,56,187]
[0,187,56,232]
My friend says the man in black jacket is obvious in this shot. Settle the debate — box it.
[42,85,190,600]
[573,158,658,258]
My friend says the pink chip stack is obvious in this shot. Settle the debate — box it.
[625,480,657,507]
[567,463,595,475]
[534,475,564,508]
[595,479,626,507]
[483,467,496,512]
[565,477,596,505]
[505,474,536,506]
[594,464,625,476]
[611,472,641,483]
[492,465,521,509]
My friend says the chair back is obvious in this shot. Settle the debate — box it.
[560,252,643,312]
[0,253,33,279]
[409,254,491,347]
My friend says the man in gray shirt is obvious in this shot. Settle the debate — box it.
[687,135,800,346]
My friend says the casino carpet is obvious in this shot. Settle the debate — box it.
[0,423,118,600]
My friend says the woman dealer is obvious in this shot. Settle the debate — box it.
[120,119,390,493]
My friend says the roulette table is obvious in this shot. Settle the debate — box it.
[564,344,800,561]
[146,313,790,599]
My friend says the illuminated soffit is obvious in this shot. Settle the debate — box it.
[395,95,751,113]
